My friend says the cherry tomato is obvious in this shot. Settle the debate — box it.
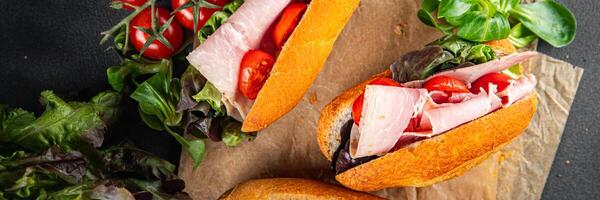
[470,72,512,94]
[129,7,183,60]
[113,0,147,10]
[352,93,364,125]
[273,3,307,49]
[171,0,230,31]
[368,77,403,87]
[238,50,276,100]
[352,78,403,125]
[423,76,469,93]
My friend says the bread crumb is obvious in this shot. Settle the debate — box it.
[309,92,318,105]
[565,160,571,165]
[394,23,407,37]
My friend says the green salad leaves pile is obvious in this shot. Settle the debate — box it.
[418,0,576,47]
[105,0,250,170]
[1,92,189,199]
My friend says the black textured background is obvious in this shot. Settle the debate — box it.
[0,1,597,199]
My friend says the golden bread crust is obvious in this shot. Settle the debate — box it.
[335,95,537,191]
[219,178,384,200]
[486,39,517,55]
[242,0,361,132]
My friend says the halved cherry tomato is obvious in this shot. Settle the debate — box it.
[129,7,183,60]
[171,0,230,31]
[423,76,469,93]
[352,78,403,125]
[273,3,307,49]
[238,50,276,100]
[352,93,365,125]
[368,77,403,87]
[470,72,511,94]
[113,0,147,10]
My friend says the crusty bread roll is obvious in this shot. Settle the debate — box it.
[242,0,361,132]
[317,71,537,191]
[219,178,384,200]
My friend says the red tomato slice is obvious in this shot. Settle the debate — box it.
[273,3,307,49]
[171,0,230,31]
[470,72,511,94]
[352,78,403,125]
[423,76,469,93]
[238,50,276,100]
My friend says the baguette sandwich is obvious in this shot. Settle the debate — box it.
[219,178,384,199]
[186,0,360,132]
[317,38,539,191]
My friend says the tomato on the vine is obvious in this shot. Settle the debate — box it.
[171,0,230,31]
[113,0,147,10]
[129,7,183,60]
[238,50,276,100]
[352,78,403,125]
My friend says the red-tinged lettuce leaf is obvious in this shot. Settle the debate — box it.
[0,146,86,199]
[100,146,178,181]
[177,66,206,112]
[390,45,453,82]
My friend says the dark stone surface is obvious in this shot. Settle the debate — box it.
[538,1,600,199]
[0,0,597,199]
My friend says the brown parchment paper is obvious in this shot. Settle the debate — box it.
[178,0,584,199]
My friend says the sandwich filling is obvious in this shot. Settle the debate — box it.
[187,0,309,121]
[331,37,539,174]
[350,52,538,158]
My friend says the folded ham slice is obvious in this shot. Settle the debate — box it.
[407,89,503,137]
[187,0,292,121]
[350,52,538,158]
[498,74,537,106]
[349,86,427,158]
[427,51,538,83]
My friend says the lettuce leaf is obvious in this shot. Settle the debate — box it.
[192,82,224,116]
[131,68,205,170]
[221,118,254,147]
[177,66,206,112]
[107,59,171,92]
[0,91,120,152]
[197,0,244,43]
[0,146,85,199]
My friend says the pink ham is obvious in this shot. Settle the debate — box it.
[407,90,503,137]
[349,86,427,158]
[427,51,539,83]
[498,74,537,106]
[186,0,292,120]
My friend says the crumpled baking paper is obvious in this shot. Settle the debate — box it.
[178,0,584,199]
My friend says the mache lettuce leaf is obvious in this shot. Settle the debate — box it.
[107,59,172,92]
[130,68,205,170]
